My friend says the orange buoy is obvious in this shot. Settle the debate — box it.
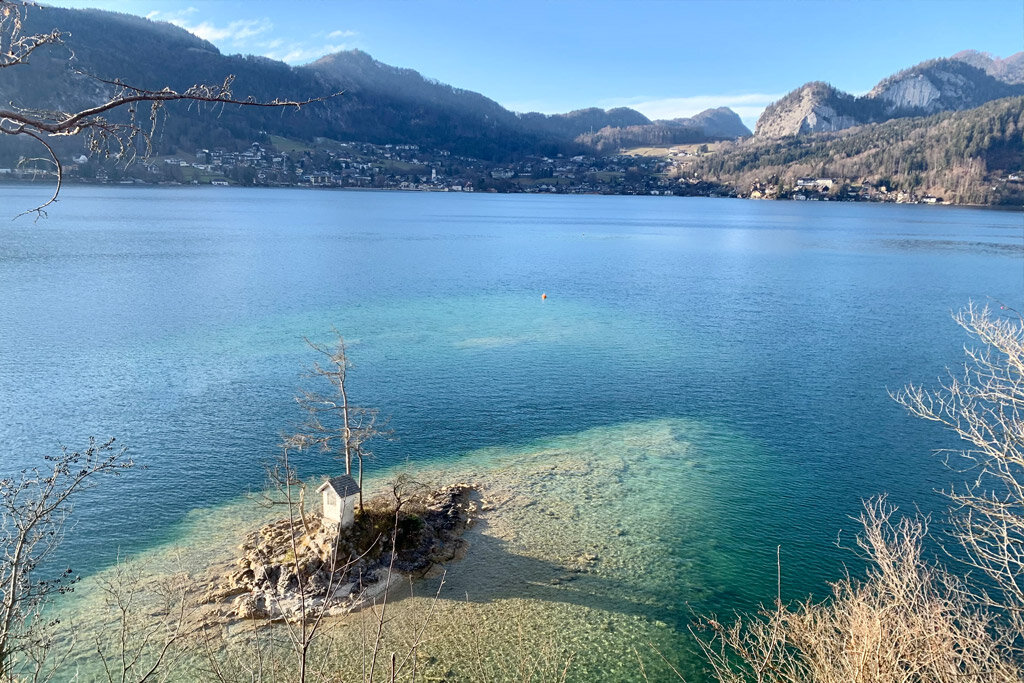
[541,293,547,300]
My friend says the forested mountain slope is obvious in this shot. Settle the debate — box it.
[703,96,1023,204]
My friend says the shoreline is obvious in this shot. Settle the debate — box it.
[49,418,769,681]
[2,177,1017,210]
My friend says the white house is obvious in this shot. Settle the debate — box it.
[317,474,361,529]
[796,177,835,191]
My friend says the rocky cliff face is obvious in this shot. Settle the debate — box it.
[869,73,943,112]
[754,82,860,138]
[756,57,1024,138]
[867,59,1022,115]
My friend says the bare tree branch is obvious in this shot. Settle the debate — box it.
[12,129,60,219]
[0,0,340,218]
[695,303,1024,681]
[0,437,133,678]
[693,496,1019,682]
[287,333,390,511]
[0,1,60,70]
[893,301,1024,640]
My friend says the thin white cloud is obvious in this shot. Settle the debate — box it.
[146,7,196,20]
[186,18,272,44]
[146,9,356,64]
[600,92,786,129]
[145,8,182,20]
[230,19,273,41]
[262,43,354,65]
[147,10,273,46]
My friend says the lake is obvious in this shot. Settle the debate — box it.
[0,185,1021,677]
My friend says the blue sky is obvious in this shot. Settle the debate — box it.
[45,1,1022,128]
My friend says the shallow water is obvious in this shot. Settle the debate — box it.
[51,418,794,680]
[2,185,1022,678]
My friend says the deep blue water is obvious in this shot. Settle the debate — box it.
[1,185,1021,606]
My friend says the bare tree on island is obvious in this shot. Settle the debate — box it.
[0,0,337,219]
[288,334,387,511]
[251,443,364,683]
[197,336,457,683]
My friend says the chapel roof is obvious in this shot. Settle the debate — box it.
[316,474,361,497]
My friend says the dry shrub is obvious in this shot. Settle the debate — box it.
[895,302,1024,637]
[697,303,1024,682]
[696,498,1019,682]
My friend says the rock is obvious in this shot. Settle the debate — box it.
[755,82,860,138]
[232,595,268,620]
[227,568,254,587]
[196,482,479,628]
[258,564,280,586]
[213,584,250,601]
[347,572,402,611]
[332,582,356,599]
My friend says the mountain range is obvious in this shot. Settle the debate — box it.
[755,53,1024,138]
[2,5,750,163]
[4,5,1021,160]
[1,3,1019,206]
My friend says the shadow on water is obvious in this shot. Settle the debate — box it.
[392,513,688,630]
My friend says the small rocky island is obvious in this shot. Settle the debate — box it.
[197,477,479,624]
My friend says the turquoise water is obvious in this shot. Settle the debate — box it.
[1,186,1022,674]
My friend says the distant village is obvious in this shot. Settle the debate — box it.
[4,139,688,197]
[3,137,1018,204]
